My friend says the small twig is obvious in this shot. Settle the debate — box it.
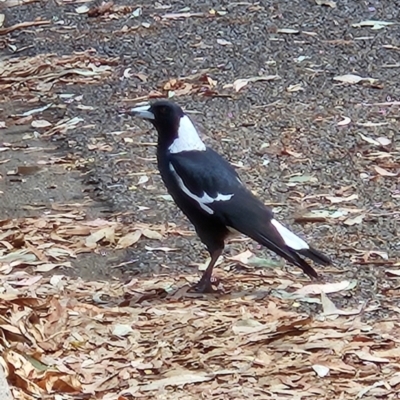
[0,20,50,35]
[361,101,400,107]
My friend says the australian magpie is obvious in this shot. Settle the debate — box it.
[129,100,331,292]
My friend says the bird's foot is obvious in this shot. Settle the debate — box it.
[192,276,219,293]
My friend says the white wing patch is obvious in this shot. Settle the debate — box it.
[271,219,309,250]
[169,164,233,214]
[168,115,206,154]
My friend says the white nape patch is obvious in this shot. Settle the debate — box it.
[169,164,233,214]
[168,115,206,154]
[271,219,309,250]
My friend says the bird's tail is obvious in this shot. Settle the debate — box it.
[258,233,323,279]
[223,194,331,278]
[230,214,331,279]
[297,247,331,266]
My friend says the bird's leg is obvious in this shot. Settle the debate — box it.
[194,249,223,293]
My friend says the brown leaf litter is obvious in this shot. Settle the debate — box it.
[1,271,400,399]
[0,211,178,273]
[0,52,117,94]
[0,202,395,399]
[0,212,400,399]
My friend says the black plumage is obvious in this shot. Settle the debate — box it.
[129,100,331,292]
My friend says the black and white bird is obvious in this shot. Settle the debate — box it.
[129,101,331,292]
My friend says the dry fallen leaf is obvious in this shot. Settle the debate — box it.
[343,214,365,225]
[287,174,318,185]
[116,231,142,249]
[337,116,351,126]
[296,281,355,295]
[374,166,398,177]
[217,38,232,46]
[161,12,205,20]
[375,137,391,146]
[352,20,394,30]
[357,133,377,145]
[227,250,254,264]
[333,74,377,84]
[112,324,133,337]
[355,351,389,363]
[140,370,212,391]
[228,75,280,92]
[287,84,303,92]
[321,292,339,319]
[75,5,90,14]
[277,28,300,34]
[31,119,52,128]
[312,364,330,377]
[385,269,400,277]
[232,319,265,335]
[87,1,114,17]
[325,194,358,203]
[144,246,178,252]
[315,0,336,7]
[141,229,163,240]
[85,226,115,248]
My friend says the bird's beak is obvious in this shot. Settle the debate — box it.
[129,104,155,120]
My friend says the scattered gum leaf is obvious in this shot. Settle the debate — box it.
[227,249,254,264]
[140,371,212,391]
[116,230,142,249]
[374,165,398,177]
[333,74,377,84]
[232,319,265,335]
[376,137,391,146]
[112,324,133,337]
[287,174,318,184]
[352,20,394,30]
[324,194,358,203]
[355,351,389,363]
[312,364,330,377]
[145,246,178,252]
[227,75,280,92]
[277,28,300,34]
[356,121,389,127]
[141,229,163,240]
[337,116,351,126]
[31,119,52,128]
[75,5,89,14]
[357,132,380,145]
[247,256,284,269]
[287,84,303,92]
[217,38,232,46]
[295,280,355,295]
[385,270,400,277]
[343,214,365,226]
[137,175,149,185]
[315,0,336,7]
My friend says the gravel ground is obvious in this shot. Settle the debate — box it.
[2,0,400,309]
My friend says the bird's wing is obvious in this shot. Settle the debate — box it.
[169,149,331,277]
[169,148,243,215]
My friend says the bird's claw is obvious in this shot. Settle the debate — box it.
[192,278,218,293]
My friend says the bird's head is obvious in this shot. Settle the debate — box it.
[129,100,206,153]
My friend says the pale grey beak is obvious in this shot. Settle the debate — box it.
[130,104,155,120]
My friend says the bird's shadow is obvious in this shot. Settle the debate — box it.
[107,282,273,308]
